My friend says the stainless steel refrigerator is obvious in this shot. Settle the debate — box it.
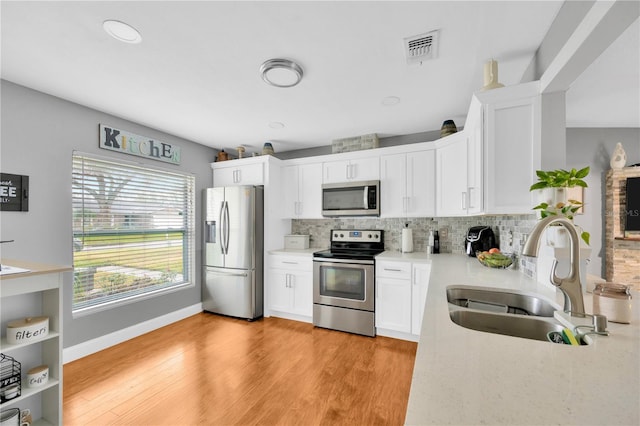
[202,186,264,320]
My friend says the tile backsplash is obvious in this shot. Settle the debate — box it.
[291,215,538,255]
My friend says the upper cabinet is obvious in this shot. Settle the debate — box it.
[323,156,379,183]
[212,158,264,187]
[381,149,436,218]
[436,132,472,216]
[436,81,541,217]
[282,162,323,219]
[479,86,540,214]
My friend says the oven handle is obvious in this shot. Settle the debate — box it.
[313,257,375,266]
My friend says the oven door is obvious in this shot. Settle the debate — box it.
[313,258,374,311]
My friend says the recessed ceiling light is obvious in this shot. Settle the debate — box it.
[268,122,285,129]
[382,96,401,106]
[260,59,303,88]
[103,20,142,44]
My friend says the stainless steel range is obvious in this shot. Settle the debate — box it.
[313,229,384,337]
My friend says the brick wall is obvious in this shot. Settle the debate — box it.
[605,168,640,289]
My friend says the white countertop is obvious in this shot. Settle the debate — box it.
[269,248,320,256]
[376,251,432,263]
[405,254,640,425]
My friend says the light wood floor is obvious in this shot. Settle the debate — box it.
[64,313,417,425]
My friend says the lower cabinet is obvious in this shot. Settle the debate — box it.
[376,259,431,340]
[267,254,313,320]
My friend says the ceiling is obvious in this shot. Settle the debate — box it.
[1,1,638,154]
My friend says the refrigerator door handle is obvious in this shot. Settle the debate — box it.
[206,268,249,278]
[219,201,226,254]
[224,201,230,254]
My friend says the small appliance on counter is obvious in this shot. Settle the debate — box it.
[284,234,310,250]
[465,226,497,257]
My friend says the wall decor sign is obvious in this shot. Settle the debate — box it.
[99,124,181,165]
[0,173,29,212]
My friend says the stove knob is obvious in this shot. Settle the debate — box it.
[334,233,338,238]
[368,234,373,238]
[340,233,344,238]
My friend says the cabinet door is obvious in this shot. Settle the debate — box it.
[436,133,469,216]
[323,160,351,183]
[484,97,538,214]
[407,150,436,217]
[281,165,300,218]
[376,277,411,333]
[411,263,431,335]
[297,163,323,218]
[290,271,313,317]
[466,99,484,215]
[380,153,407,218]
[350,157,380,181]
[323,157,380,183]
[268,269,291,313]
[213,162,264,187]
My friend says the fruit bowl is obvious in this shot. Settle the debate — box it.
[476,250,515,269]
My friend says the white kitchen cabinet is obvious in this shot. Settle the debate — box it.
[282,163,323,218]
[375,260,412,333]
[0,260,70,426]
[380,149,435,218]
[376,258,431,340]
[212,159,264,187]
[268,255,313,320]
[322,156,379,183]
[411,263,431,334]
[481,93,539,214]
[436,132,470,216]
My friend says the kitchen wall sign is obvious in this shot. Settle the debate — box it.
[0,173,29,212]
[99,124,181,165]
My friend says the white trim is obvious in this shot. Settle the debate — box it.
[63,303,202,364]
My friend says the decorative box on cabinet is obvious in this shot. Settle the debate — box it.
[0,260,70,426]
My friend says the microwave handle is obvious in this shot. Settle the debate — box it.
[363,186,369,209]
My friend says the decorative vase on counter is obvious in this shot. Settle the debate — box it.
[610,142,627,169]
[262,142,275,156]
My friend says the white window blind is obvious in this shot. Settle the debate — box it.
[72,153,195,315]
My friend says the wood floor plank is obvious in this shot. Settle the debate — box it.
[64,313,417,425]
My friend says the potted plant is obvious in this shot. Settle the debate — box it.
[529,167,590,245]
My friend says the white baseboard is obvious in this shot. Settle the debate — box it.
[63,303,203,364]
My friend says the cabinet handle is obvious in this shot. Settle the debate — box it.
[468,187,476,209]
[285,273,290,288]
[461,192,467,210]
[384,268,402,272]
[282,261,298,265]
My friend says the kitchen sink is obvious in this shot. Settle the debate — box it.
[446,285,560,317]
[449,309,575,342]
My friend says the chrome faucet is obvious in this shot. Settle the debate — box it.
[522,216,585,317]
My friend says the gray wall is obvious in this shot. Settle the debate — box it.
[567,128,640,277]
[0,80,216,348]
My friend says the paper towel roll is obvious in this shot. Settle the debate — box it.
[402,228,413,253]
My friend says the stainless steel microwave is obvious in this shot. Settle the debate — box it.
[321,180,380,217]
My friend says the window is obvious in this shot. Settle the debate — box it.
[72,153,195,315]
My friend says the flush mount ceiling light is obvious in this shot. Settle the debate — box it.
[103,20,142,44]
[268,122,285,129]
[260,59,303,88]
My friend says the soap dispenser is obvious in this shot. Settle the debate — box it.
[402,223,413,253]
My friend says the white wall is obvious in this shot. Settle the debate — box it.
[0,80,216,349]
[567,128,640,277]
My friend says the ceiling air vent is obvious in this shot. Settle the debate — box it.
[404,30,439,65]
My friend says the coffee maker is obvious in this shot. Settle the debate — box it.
[465,226,497,257]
